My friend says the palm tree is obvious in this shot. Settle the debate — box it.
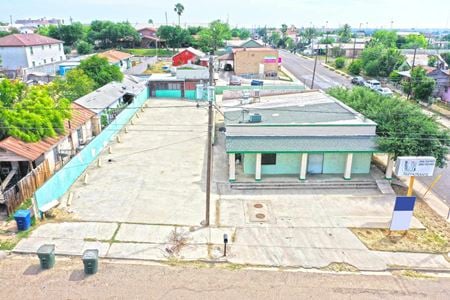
[174,3,185,27]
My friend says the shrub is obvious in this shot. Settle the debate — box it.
[348,59,363,75]
[364,60,380,77]
[334,57,346,69]
[63,46,72,55]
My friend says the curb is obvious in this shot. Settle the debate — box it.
[321,63,351,79]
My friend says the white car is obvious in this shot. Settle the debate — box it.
[376,87,394,97]
[367,80,381,90]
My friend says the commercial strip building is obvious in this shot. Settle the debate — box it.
[224,90,380,182]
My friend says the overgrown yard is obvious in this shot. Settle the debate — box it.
[124,48,176,57]
[352,185,450,255]
[143,61,170,74]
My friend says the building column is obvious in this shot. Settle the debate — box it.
[385,153,394,180]
[300,153,308,180]
[229,153,236,182]
[344,153,353,180]
[255,153,262,181]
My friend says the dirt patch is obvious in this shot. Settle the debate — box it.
[352,185,450,254]
[143,61,169,74]
[393,270,436,280]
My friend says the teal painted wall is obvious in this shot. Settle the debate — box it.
[243,153,301,175]
[185,90,196,100]
[155,90,182,98]
[323,153,347,174]
[352,153,372,174]
[35,87,149,211]
[242,152,372,176]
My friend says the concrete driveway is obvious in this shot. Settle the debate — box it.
[66,99,209,225]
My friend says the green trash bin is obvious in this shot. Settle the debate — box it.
[37,244,55,270]
[82,249,99,275]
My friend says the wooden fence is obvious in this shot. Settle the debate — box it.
[2,160,52,216]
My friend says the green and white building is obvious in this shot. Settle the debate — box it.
[224,90,380,182]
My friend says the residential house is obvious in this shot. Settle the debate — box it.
[223,90,379,182]
[224,39,264,53]
[0,34,65,76]
[98,50,133,72]
[0,102,95,189]
[75,75,148,130]
[232,47,279,78]
[427,68,450,102]
[148,64,209,100]
[137,27,165,48]
[172,47,206,67]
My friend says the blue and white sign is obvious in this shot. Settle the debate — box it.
[390,196,417,231]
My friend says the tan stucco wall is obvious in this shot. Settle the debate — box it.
[234,49,279,76]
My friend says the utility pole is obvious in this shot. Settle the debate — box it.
[165,12,168,25]
[325,21,329,64]
[352,23,362,63]
[407,47,418,100]
[311,50,318,89]
[204,54,214,227]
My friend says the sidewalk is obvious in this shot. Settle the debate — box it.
[13,222,450,272]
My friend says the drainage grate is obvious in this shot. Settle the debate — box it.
[255,213,266,219]
[254,204,263,209]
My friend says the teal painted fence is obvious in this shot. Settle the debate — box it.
[35,87,149,210]
[215,85,305,95]
[155,90,182,98]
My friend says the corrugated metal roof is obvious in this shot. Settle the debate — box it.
[98,50,133,64]
[225,136,379,153]
[0,103,95,161]
[75,75,147,114]
[0,34,62,47]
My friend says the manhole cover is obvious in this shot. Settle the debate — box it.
[254,204,263,208]
[255,213,266,219]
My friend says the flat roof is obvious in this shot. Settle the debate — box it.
[224,91,377,126]
[226,136,379,153]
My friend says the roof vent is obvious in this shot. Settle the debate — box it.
[248,113,262,123]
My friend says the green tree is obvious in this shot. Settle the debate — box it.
[88,21,140,49]
[0,79,26,107]
[157,25,191,52]
[360,44,404,77]
[407,67,436,102]
[338,24,352,43]
[371,30,398,48]
[76,40,93,54]
[328,87,449,167]
[269,31,281,47]
[428,55,437,67]
[51,69,95,101]
[238,28,250,39]
[174,3,185,26]
[148,19,153,25]
[300,27,317,45]
[0,82,71,142]
[403,34,428,49]
[77,55,123,89]
[348,59,363,75]
[197,20,231,53]
[0,31,10,38]
[281,24,288,38]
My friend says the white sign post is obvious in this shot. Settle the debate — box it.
[390,156,436,231]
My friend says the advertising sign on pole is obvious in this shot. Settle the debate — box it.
[395,156,436,177]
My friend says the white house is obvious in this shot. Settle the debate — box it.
[0,34,65,72]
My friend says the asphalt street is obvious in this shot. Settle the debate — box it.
[280,51,450,207]
[1,256,449,299]
[279,50,352,90]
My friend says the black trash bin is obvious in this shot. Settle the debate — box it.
[82,249,99,275]
[37,244,55,269]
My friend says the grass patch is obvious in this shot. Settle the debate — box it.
[7,199,33,221]
[278,69,293,82]
[352,185,450,254]
[397,270,435,279]
[321,262,359,272]
[143,61,170,74]
[0,216,38,251]
[123,48,176,57]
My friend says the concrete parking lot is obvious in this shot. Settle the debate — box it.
[65,99,210,225]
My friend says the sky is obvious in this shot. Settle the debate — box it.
[1,0,449,29]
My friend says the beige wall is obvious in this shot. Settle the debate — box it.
[234,49,279,76]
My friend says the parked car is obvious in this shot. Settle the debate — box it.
[366,79,381,90]
[351,76,365,85]
[229,76,241,86]
[251,80,264,86]
[375,87,394,97]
